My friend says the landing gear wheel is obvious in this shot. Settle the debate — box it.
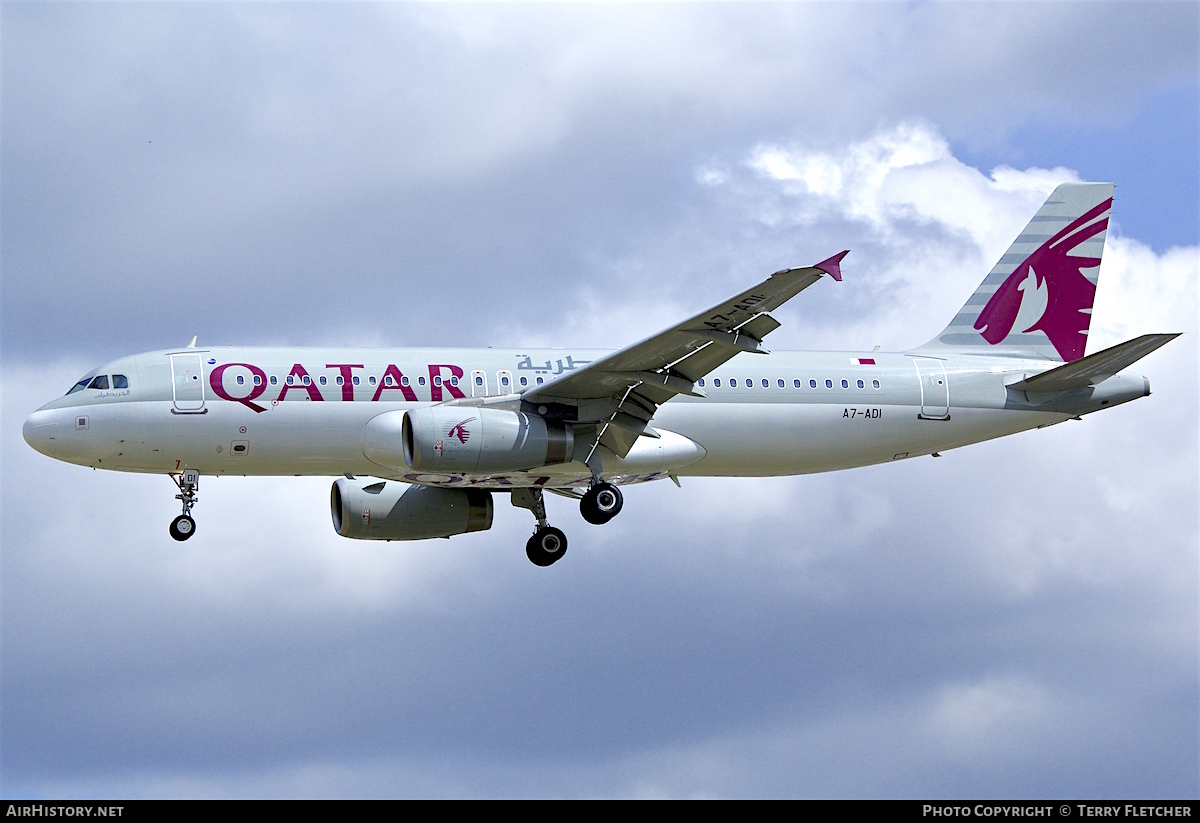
[526,526,568,567]
[580,482,623,525]
[169,514,196,542]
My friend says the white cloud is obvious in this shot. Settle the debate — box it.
[749,123,955,226]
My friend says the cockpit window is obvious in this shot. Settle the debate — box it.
[87,375,109,390]
[66,378,90,395]
[112,374,129,389]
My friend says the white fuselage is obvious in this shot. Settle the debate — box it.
[22,345,1150,490]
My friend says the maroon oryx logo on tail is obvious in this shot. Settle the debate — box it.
[446,417,475,444]
[974,197,1111,362]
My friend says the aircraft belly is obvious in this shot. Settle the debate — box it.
[653,402,1065,476]
[85,401,393,476]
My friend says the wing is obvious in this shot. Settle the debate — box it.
[521,251,847,458]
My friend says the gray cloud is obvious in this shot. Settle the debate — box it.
[3,3,1196,358]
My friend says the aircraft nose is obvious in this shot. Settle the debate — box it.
[23,408,59,458]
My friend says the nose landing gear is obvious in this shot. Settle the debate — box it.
[169,470,199,541]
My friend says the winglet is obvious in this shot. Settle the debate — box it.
[814,250,849,282]
[186,336,197,348]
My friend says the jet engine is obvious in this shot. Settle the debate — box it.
[363,407,573,473]
[331,478,493,540]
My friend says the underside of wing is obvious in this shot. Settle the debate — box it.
[515,252,847,458]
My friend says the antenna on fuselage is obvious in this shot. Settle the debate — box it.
[186,336,197,348]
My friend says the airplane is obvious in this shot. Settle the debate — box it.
[22,183,1179,567]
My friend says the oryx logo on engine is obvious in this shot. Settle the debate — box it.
[446,417,475,444]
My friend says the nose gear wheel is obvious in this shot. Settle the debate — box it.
[170,514,196,541]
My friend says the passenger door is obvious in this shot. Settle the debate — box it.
[170,354,206,413]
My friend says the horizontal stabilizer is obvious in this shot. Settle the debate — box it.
[1009,333,1180,392]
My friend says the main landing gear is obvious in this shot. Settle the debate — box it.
[511,488,567,567]
[511,480,625,567]
[580,481,623,525]
[169,470,199,541]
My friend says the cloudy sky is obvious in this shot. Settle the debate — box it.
[2,2,1197,798]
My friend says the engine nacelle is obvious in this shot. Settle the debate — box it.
[364,407,573,473]
[331,478,492,540]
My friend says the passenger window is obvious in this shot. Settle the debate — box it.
[112,374,129,389]
[319,376,327,386]
[793,379,801,388]
[369,376,377,385]
[501,376,510,387]
[777,379,784,388]
[841,379,849,389]
[385,375,395,386]
[353,376,360,385]
[270,376,278,385]
[401,376,410,386]
[825,379,833,389]
[872,379,880,389]
[730,379,738,387]
[236,375,245,385]
[302,376,311,386]
[698,378,705,387]
[857,379,865,389]
[809,379,817,389]
[475,375,483,386]
[762,379,769,388]
[536,377,544,385]
[434,376,443,387]
[336,376,343,385]
[287,376,295,385]
[450,376,459,387]
[519,376,528,387]
[418,376,426,386]
[253,375,262,386]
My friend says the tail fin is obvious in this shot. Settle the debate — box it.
[921,182,1114,362]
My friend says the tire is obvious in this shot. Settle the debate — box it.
[580,482,623,525]
[526,526,568,567]
[169,514,196,542]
